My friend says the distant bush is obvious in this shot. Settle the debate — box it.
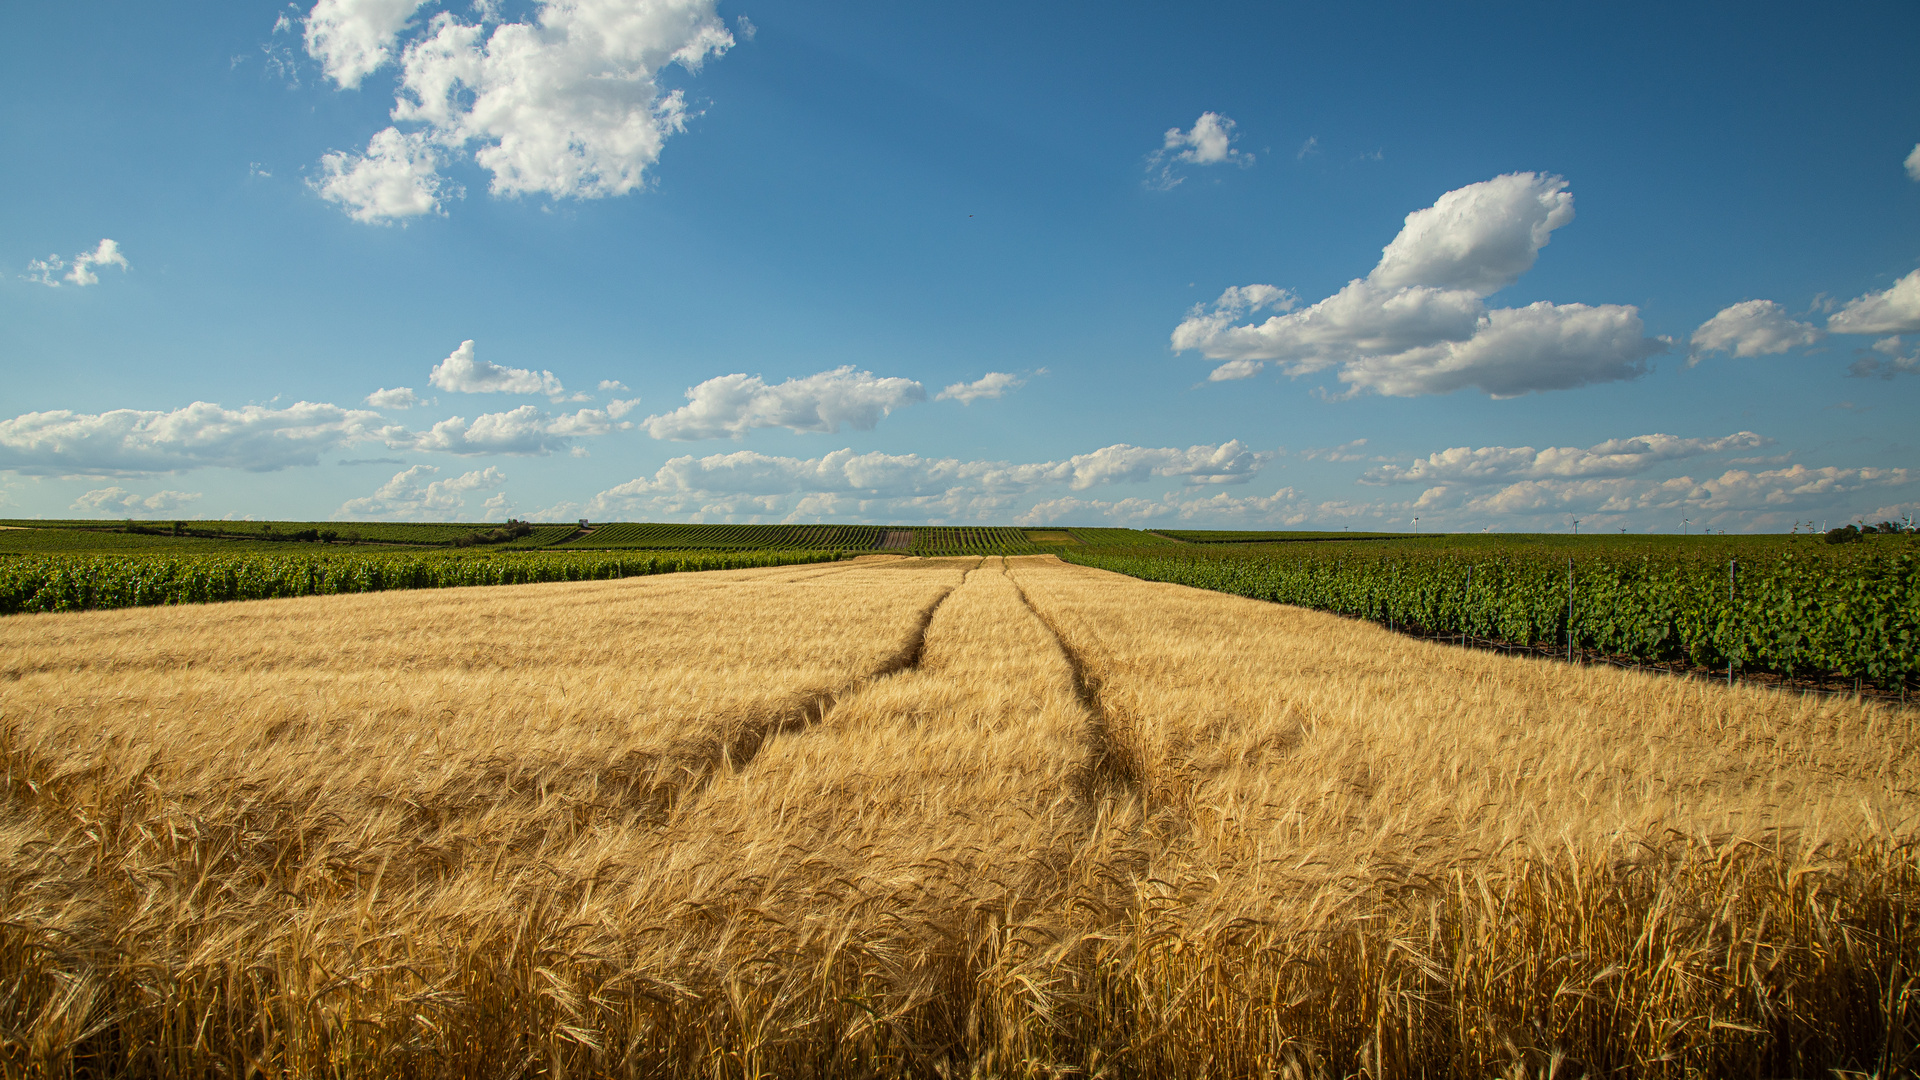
[1826,522,1917,544]
[451,520,536,548]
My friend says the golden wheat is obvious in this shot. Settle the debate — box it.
[1,554,1914,1077]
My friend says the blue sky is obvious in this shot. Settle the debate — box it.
[3,0,1917,531]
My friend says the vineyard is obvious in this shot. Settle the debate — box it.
[909,526,1039,554]
[557,522,887,550]
[1150,528,1411,543]
[1065,538,1920,686]
[1064,526,1174,546]
[0,548,843,615]
[0,518,570,547]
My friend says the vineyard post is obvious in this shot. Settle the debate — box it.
[1566,558,1574,663]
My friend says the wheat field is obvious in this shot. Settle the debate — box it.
[2,555,1915,1078]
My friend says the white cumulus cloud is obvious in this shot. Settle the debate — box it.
[1056,441,1270,489]
[428,340,566,397]
[1149,112,1252,189]
[0,401,388,476]
[304,0,429,88]
[1827,269,1920,336]
[1689,299,1825,360]
[643,367,927,440]
[1335,301,1667,398]
[1360,432,1769,486]
[1172,172,1666,397]
[65,239,131,287]
[313,127,455,224]
[365,386,420,408]
[23,239,130,288]
[71,487,203,515]
[1369,172,1573,294]
[936,372,1026,404]
[1907,143,1920,182]
[308,0,733,222]
[402,401,633,456]
[335,464,505,520]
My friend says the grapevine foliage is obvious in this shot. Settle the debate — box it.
[1064,544,1919,685]
[0,549,842,615]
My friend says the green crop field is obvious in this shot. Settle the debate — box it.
[0,529,303,555]
[1063,527,1166,546]
[556,522,887,550]
[1065,533,1920,686]
[0,548,844,615]
[908,526,1041,554]
[1149,528,1417,543]
[0,519,576,549]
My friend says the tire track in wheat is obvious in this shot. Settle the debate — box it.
[1001,559,1148,816]
[659,570,976,816]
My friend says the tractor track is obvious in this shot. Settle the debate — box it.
[1002,562,1146,811]
[658,576,965,816]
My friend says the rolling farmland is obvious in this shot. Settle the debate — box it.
[3,555,1916,1077]
[0,522,1912,693]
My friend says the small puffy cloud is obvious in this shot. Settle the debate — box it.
[335,464,505,520]
[313,127,454,224]
[1689,299,1825,360]
[71,487,202,516]
[1057,440,1270,489]
[23,256,64,287]
[23,239,130,288]
[428,340,566,397]
[1170,285,1297,364]
[365,386,420,409]
[1848,336,1920,380]
[1368,172,1573,295]
[402,402,629,456]
[1827,269,1920,336]
[1360,431,1768,486]
[598,379,629,392]
[309,0,733,222]
[1148,112,1252,189]
[65,240,130,287]
[937,372,1026,404]
[304,0,428,88]
[1302,439,1370,462]
[643,367,926,440]
[1172,172,1665,397]
[0,401,387,476]
[1907,143,1920,182]
[1206,358,1264,382]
